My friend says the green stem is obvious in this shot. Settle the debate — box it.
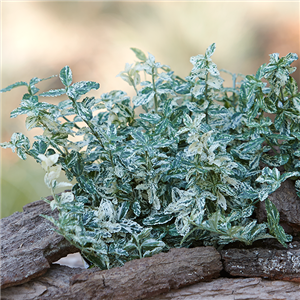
[109,150,115,169]
[263,135,280,155]
[39,120,65,156]
[232,74,237,106]
[280,87,285,103]
[205,100,211,124]
[180,227,198,246]
[138,246,143,259]
[129,77,138,95]
[205,70,210,124]
[152,67,158,113]
[70,97,105,148]
[258,108,264,121]
[63,116,80,130]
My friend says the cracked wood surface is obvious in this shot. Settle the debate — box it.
[148,277,300,300]
[0,198,78,289]
[2,247,222,300]
[221,241,300,282]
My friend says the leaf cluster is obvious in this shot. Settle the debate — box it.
[1,44,300,269]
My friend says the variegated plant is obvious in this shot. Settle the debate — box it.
[1,44,300,269]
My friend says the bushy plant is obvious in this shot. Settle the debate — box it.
[1,44,300,269]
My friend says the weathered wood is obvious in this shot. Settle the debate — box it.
[1,265,82,300]
[257,179,300,232]
[0,198,78,289]
[148,277,300,300]
[1,247,222,300]
[221,241,300,283]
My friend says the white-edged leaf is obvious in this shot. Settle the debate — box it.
[130,48,147,61]
[60,66,73,87]
[39,88,66,97]
[0,81,28,92]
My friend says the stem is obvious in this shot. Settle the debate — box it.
[38,119,67,156]
[63,116,80,130]
[109,150,115,169]
[180,227,198,246]
[205,100,211,124]
[70,97,105,148]
[129,77,138,95]
[280,87,285,103]
[263,135,280,155]
[50,185,59,203]
[145,150,152,171]
[152,67,158,113]
[204,69,210,124]
[86,121,105,148]
[138,246,143,259]
[232,74,237,106]
[258,108,264,121]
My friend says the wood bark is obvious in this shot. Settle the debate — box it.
[0,198,78,289]
[148,277,300,300]
[221,241,300,283]
[1,247,222,300]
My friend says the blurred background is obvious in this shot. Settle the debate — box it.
[1,1,299,218]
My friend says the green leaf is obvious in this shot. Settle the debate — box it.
[0,81,28,92]
[143,247,164,258]
[25,116,40,130]
[132,201,141,217]
[133,89,155,107]
[141,239,165,250]
[261,154,289,167]
[266,133,294,140]
[295,180,300,198]
[265,198,292,247]
[39,88,66,97]
[60,66,73,87]
[237,138,265,154]
[67,81,100,100]
[10,107,31,118]
[137,228,152,241]
[130,48,147,61]
[117,202,130,220]
[255,63,266,80]
[143,213,173,226]
[263,97,277,113]
[205,43,216,58]
[78,176,97,195]
[139,113,162,124]
[74,102,93,121]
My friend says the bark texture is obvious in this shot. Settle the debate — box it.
[221,241,300,282]
[148,277,300,300]
[0,198,78,289]
[2,247,222,300]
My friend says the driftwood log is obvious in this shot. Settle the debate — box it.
[3,271,300,300]
[0,197,78,289]
[221,242,300,282]
[1,179,300,299]
[2,247,222,300]
[148,277,300,300]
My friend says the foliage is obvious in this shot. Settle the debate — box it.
[1,44,300,269]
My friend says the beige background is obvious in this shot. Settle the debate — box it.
[1,1,299,218]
